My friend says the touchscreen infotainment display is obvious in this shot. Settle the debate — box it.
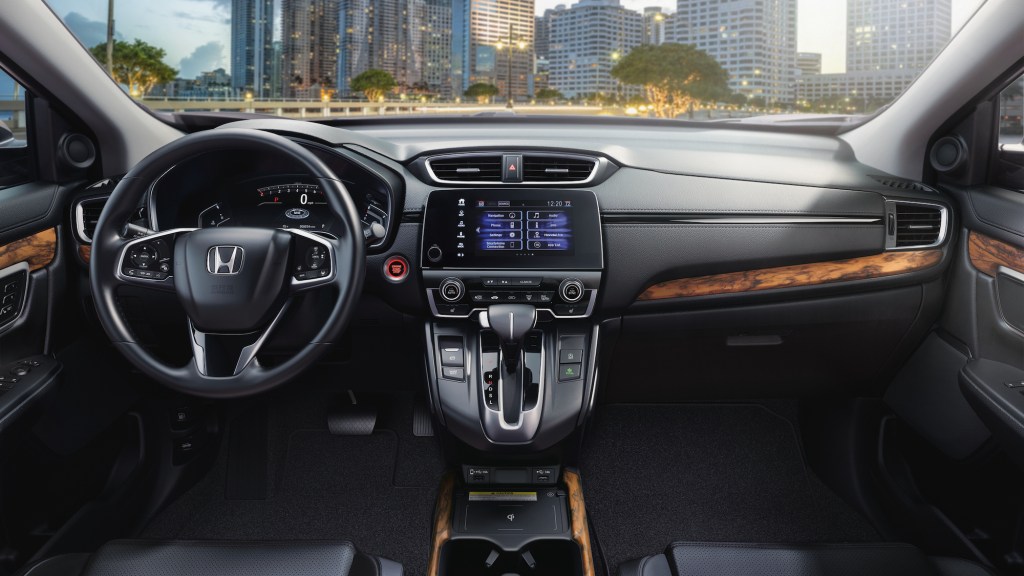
[473,199,574,255]
[421,189,602,269]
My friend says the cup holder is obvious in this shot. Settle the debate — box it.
[439,539,583,576]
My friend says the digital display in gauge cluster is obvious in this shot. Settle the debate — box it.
[197,181,333,232]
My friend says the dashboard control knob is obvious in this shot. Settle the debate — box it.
[559,278,585,303]
[439,277,465,302]
[427,244,443,263]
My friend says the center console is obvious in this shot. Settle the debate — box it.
[421,189,603,451]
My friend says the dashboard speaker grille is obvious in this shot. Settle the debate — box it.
[428,155,503,182]
[894,203,943,248]
[521,154,596,182]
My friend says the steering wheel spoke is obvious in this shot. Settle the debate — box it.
[286,229,338,291]
[188,302,289,377]
[115,228,196,292]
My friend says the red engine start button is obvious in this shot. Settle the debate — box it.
[383,255,409,283]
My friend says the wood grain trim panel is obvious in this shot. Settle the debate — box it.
[426,471,455,576]
[969,231,1024,277]
[564,469,596,576]
[638,250,943,301]
[79,245,92,264]
[0,228,57,272]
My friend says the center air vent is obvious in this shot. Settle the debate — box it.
[75,196,108,244]
[521,154,597,183]
[427,154,503,183]
[886,200,947,249]
[424,152,602,184]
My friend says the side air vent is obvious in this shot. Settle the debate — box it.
[426,154,503,183]
[870,175,936,194]
[885,200,947,249]
[75,196,108,244]
[522,154,597,183]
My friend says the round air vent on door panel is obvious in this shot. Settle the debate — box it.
[929,135,967,173]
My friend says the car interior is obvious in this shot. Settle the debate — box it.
[0,0,1023,575]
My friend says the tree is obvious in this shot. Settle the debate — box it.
[535,88,564,101]
[90,39,177,97]
[611,43,729,118]
[351,69,396,102]
[464,83,499,104]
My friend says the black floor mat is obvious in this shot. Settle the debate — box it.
[142,392,443,576]
[580,404,880,573]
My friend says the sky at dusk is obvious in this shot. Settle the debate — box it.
[42,0,985,79]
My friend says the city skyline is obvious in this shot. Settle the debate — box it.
[45,0,983,81]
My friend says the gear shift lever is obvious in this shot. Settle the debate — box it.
[481,304,536,425]
[485,304,537,373]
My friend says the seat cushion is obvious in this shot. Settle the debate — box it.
[618,542,996,576]
[18,540,401,576]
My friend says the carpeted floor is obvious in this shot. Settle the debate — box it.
[141,390,443,576]
[580,404,881,574]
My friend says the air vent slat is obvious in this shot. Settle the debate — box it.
[894,203,943,248]
[521,154,596,183]
[429,155,503,182]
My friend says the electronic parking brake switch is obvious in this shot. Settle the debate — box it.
[438,336,466,381]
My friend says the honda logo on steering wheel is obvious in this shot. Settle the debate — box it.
[207,246,244,275]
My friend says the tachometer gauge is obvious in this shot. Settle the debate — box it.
[257,183,326,209]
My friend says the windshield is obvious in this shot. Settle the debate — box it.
[43,0,983,125]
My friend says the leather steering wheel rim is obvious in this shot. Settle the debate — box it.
[89,128,365,398]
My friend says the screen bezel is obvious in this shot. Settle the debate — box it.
[421,189,603,270]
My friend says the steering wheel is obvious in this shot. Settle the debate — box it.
[89,129,365,398]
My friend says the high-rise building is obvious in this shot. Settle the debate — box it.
[642,6,667,45]
[675,0,797,104]
[283,0,340,99]
[548,0,642,98]
[423,0,454,98]
[452,0,535,102]
[797,52,821,76]
[230,0,274,98]
[847,0,951,72]
[270,40,284,98]
[338,0,452,99]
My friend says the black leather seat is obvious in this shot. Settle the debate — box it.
[17,540,402,576]
[618,542,997,576]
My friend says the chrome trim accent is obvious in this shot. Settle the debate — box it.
[424,154,602,186]
[884,199,949,250]
[286,228,337,288]
[73,196,110,244]
[0,262,30,337]
[480,331,545,441]
[669,217,881,224]
[998,266,1024,284]
[188,302,291,377]
[426,288,598,319]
